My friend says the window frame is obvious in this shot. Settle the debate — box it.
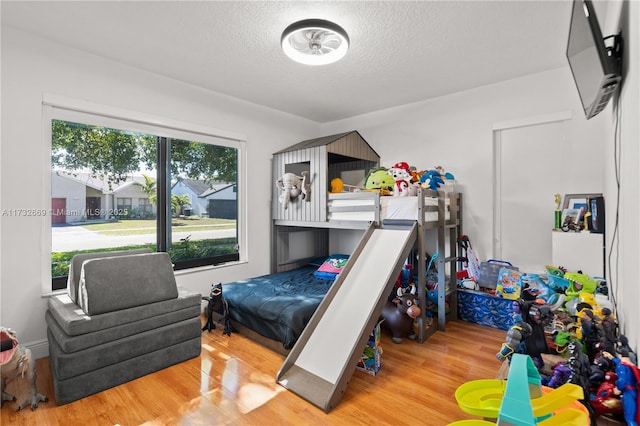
[42,95,247,295]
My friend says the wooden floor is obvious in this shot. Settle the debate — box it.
[0,319,551,425]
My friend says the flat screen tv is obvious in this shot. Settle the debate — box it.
[566,0,622,119]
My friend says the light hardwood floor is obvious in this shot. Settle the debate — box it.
[0,318,598,426]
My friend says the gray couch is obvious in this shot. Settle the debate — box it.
[46,249,202,405]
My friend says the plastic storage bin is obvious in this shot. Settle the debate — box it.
[478,260,519,289]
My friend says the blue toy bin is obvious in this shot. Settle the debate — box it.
[457,289,516,330]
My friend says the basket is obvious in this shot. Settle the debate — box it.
[478,260,519,289]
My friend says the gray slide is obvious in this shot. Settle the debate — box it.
[276,222,418,412]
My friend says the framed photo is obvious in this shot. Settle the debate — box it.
[561,208,581,229]
[562,193,602,225]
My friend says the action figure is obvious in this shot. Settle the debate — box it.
[568,340,597,425]
[590,370,623,419]
[603,349,640,426]
[580,309,604,363]
[616,335,638,366]
[201,283,232,336]
[546,361,571,389]
[600,307,618,355]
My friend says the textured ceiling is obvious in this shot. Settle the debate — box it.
[1,1,573,123]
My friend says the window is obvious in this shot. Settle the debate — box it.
[46,101,245,292]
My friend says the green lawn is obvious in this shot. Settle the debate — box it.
[81,217,236,235]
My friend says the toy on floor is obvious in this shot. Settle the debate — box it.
[567,340,597,424]
[616,335,638,366]
[202,283,232,336]
[603,349,640,425]
[451,353,588,425]
[0,327,48,410]
[380,287,421,344]
[579,309,604,363]
[590,370,624,419]
[600,308,618,355]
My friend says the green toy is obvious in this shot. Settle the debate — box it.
[364,167,395,195]
[563,272,597,300]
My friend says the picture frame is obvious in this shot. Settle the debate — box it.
[561,208,582,229]
[562,193,602,225]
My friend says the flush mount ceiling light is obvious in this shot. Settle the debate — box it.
[281,19,349,65]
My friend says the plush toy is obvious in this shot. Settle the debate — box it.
[330,177,344,194]
[276,171,310,209]
[387,162,412,197]
[420,169,445,190]
[364,167,395,195]
[434,165,456,180]
[1,327,48,410]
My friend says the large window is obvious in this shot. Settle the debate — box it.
[47,104,244,292]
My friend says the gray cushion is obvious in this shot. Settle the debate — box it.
[47,286,200,336]
[78,252,178,315]
[47,317,201,380]
[67,249,152,304]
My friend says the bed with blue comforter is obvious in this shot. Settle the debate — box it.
[222,265,334,350]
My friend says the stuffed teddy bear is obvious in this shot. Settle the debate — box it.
[387,162,412,196]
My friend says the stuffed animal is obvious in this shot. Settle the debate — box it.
[276,171,310,209]
[387,162,412,197]
[420,170,445,190]
[1,327,48,410]
[202,283,231,336]
[330,177,344,194]
[364,167,395,195]
[381,287,421,343]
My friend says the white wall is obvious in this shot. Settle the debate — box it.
[608,0,639,352]
[322,66,606,270]
[322,1,639,352]
[0,27,320,356]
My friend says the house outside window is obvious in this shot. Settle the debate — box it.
[45,101,245,292]
[116,198,132,217]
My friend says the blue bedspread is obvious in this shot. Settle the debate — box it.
[222,266,332,350]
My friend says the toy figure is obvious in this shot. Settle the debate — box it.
[568,340,597,425]
[202,283,232,336]
[580,309,604,363]
[589,356,613,391]
[495,320,533,363]
[387,162,412,197]
[1,327,48,410]
[591,370,623,419]
[546,361,571,388]
[616,335,638,366]
[603,349,640,426]
[601,307,618,355]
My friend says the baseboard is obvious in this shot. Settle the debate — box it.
[25,338,50,360]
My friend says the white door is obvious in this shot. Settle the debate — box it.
[494,115,570,272]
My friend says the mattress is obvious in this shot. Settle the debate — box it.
[222,265,333,350]
[329,195,449,222]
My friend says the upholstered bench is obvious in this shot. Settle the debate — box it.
[46,250,202,404]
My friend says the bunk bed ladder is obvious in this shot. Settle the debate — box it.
[276,221,418,412]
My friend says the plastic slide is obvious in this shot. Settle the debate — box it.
[276,222,418,412]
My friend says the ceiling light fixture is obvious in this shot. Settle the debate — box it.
[281,19,349,66]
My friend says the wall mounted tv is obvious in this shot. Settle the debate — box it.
[566,0,623,119]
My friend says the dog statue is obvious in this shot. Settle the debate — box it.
[201,283,232,336]
[1,327,48,410]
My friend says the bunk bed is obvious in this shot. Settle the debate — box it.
[222,130,462,352]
